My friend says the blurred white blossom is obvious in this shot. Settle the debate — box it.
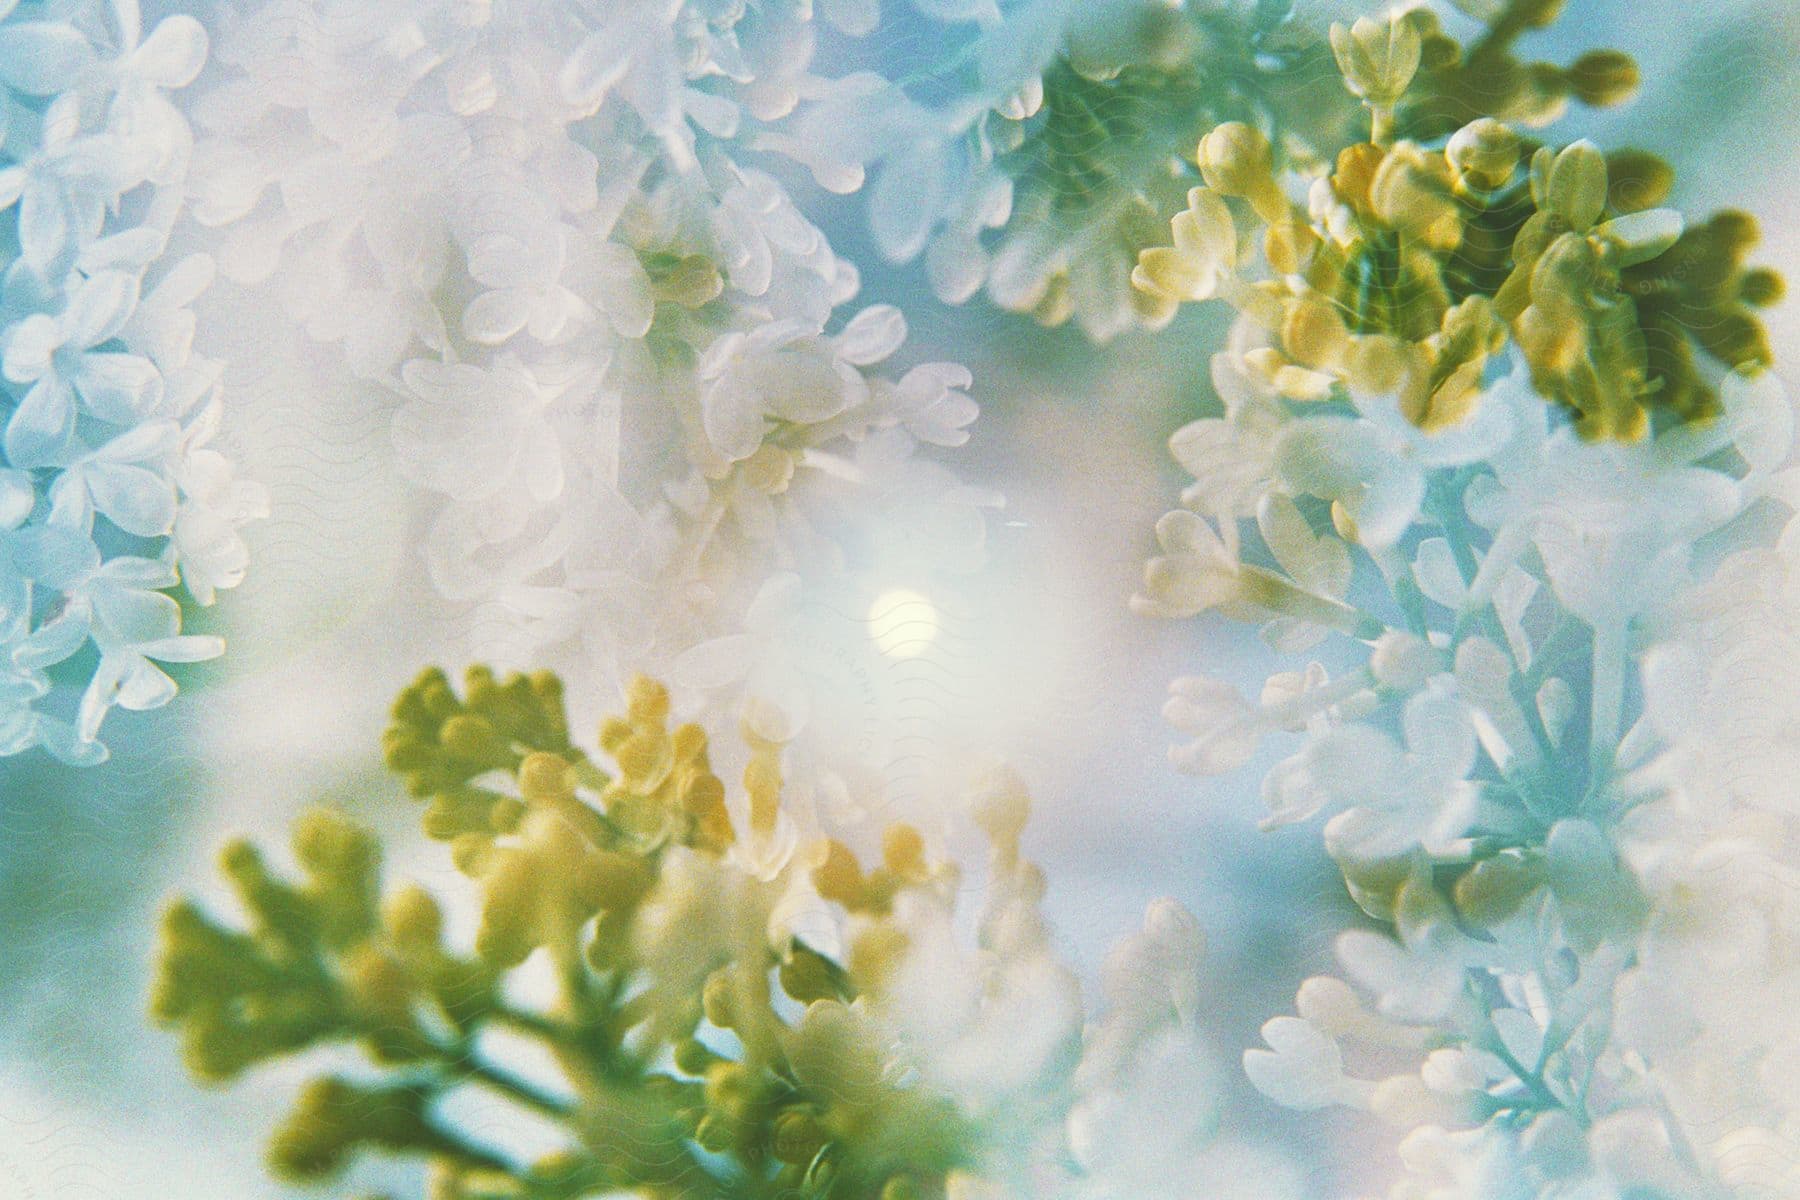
[0,0,263,763]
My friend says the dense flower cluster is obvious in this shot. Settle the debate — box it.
[1132,8,1796,1196]
[184,0,995,826]
[1131,8,1775,437]
[153,667,1295,1197]
[0,0,264,762]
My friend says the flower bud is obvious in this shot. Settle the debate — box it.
[1741,268,1785,308]
[772,1109,829,1164]
[1446,119,1520,190]
[1283,294,1350,370]
[439,713,504,763]
[518,751,575,803]
[1566,49,1639,107]
[1329,15,1422,107]
[1198,122,1286,222]
[881,823,928,877]
[1370,144,1461,250]
[1604,149,1674,213]
[1532,141,1608,231]
[1369,632,1440,691]
[383,885,443,947]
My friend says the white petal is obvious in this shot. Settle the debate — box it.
[671,634,755,690]
[869,141,949,264]
[836,305,907,366]
[131,15,208,88]
[88,463,177,537]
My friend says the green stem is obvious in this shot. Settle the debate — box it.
[457,1054,576,1121]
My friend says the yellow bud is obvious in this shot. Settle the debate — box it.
[849,924,909,992]
[1604,150,1674,213]
[741,444,796,494]
[772,1109,829,1165]
[670,721,708,764]
[1369,143,1461,250]
[813,839,866,908]
[678,769,727,817]
[881,824,927,878]
[1345,335,1412,396]
[703,971,740,1029]
[626,675,670,724]
[1533,142,1608,231]
[1283,295,1350,370]
[269,1079,435,1181]
[1332,143,1385,216]
[1514,0,1566,27]
[1198,123,1286,223]
[588,849,655,910]
[1454,850,1547,925]
[383,886,443,947]
[517,752,574,803]
[615,730,673,790]
[1742,268,1785,308]
[343,943,414,1023]
[654,254,725,307]
[1264,220,1316,276]
[439,713,503,762]
[1565,49,1638,108]
[598,715,633,753]
[1329,15,1422,108]
[1446,118,1520,190]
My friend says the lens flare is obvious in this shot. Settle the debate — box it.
[867,588,940,659]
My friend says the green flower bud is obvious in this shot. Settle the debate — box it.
[1565,49,1639,107]
[1446,119,1521,190]
[771,1108,829,1165]
[269,1079,437,1180]
[1532,141,1608,231]
[1330,15,1422,108]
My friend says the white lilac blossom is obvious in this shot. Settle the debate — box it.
[1145,315,1799,1196]
[186,0,995,841]
[0,0,264,763]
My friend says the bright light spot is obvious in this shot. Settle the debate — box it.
[867,588,938,659]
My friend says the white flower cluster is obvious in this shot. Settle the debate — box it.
[1,0,265,763]
[186,0,997,826]
[1141,312,1800,1197]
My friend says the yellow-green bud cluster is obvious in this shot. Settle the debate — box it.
[154,667,1005,1198]
[1131,9,1780,441]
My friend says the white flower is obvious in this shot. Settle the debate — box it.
[1262,677,1479,857]
[1275,374,1516,549]
[4,269,162,466]
[697,317,878,462]
[1167,349,1286,522]
[1244,1015,1366,1110]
